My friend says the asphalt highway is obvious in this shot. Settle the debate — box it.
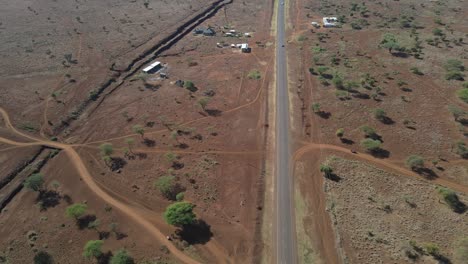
[275,1,297,263]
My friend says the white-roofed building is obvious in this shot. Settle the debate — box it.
[142,61,162,73]
[322,17,338,27]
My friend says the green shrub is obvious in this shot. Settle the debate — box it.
[336,128,344,138]
[311,103,321,113]
[164,202,196,227]
[319,164,333,178]
[154,175,176,199]
[360,125,378,138]
[248,70,261,80]
[438,187,466,213]
[361,139,382,152]
[455,141,468,158]
[184,80,195,89]
[176,192,185,201]
[83,240,104,260]
[423,243,440,256]
[405,155,424,170]
[66,203,87,219]
[410,67,423,75]
[373,108,386,121]
[110,249,134,264]
[24,173,44,192]
[446,71,465,81]
[456,88,468,103]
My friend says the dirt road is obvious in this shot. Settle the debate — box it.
[0,106,204,264]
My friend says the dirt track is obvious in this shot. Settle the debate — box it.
[294,142,468,194]
[0,106,208,264]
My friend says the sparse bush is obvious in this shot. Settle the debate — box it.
[317,66,329,76]
[132,125,145,138]
[332,74,344,89]
[176,192,185,201]
[432,28,443,36]
[248,70,261,80]
[311,103,321,113]
[99,143,113,157]
[360,125,378,138]
[406,155,424,171]
[83,240,104,260]
[336,128,344,138]
[446,71,465,81]
[110,249,134,264]
[380,33,400,54]
[163,202,196,227]
[24,173,44,192]
[455,141,468,158]
[444,59,465,81]
[438,187,466,213]
[184,80,195,89]
[456,88,468,103]
[154,175,176,199]
[423,243,440,257]
[66,203,87,219]
[197,97,210,111]
[373,108,386,121]
[319,164,333,178]
[361,139,382,152]
[410,67,423,75]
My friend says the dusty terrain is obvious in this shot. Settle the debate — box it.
[0,0,275,263]
[288,0,468,263]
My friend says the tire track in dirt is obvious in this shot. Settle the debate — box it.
[294,142,468,194]
[82,55,274,146]
[0,106,205,264]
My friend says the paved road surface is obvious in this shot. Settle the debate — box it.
[275,1,297,264]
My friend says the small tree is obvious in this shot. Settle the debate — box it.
[361,139,382,152]
[456,88,468,103]
[34,251,53,264]
[163,202,196,227]
[311,103,321,113]
[197,97,210,111]
[438,187,466,213]
[184,80,195,90]
[110,249,134,264]
[380,33,400,54]
[24,173,44,192]
[83,240,104,260]
[360,125,378,139]
[125,138,135,153]
[319,164,333,178]
[99,143,113,157]
[132,125,145,139]
[154,175,176,199]
[373,108,386,121]
[455,141,468,158]
[336,128,344,138]
[406,155,424,171]
[66,203,87,219]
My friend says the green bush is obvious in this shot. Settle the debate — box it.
[184,80,195,89]
[446,71,465,81]
[248,70,261,80]
[423,243,440,256]
[438,187,466,213]
[110,249,134,264]
[336,128,344,138]
[319,164,333,178]
[317,66,329,76]
[83,240,103,260]
[176,192,185,201]
[455,141,468,158]
[373,108,386,121]
[360,125,378,138]
[405,155,424,170]
[456,88,468,103]
[24,173,44,192]
[34,251,53,264]
[311,103,321,113]
[164,202,196,227]
[410,67,423,75]
[360,139,382,152]
[154,175,176,199]
[66,203,87,219]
